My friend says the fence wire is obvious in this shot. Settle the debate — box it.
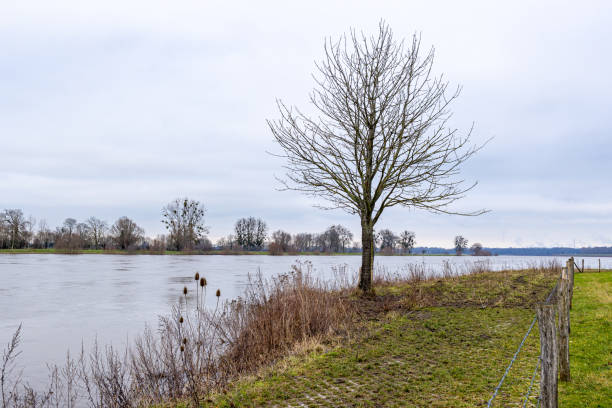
[486,315,538,408]
[487,267,563,407]
[522,357,540,407]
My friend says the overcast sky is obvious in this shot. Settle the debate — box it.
[1,1,611,247]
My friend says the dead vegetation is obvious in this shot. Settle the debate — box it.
[1,261,560,407]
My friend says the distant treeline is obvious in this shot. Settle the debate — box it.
[2,203,609,255]
[412,246,612,256]
[0,202,416,254]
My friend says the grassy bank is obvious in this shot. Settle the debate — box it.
[5,263,606,407]
[559,270,611,406]
[208,269,610,407]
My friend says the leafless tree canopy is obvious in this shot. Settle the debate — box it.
[234,217,267,251]
[110,217,144,250]
[454,235,468,255]
[161,198,209,251]
[399,230,416,254]
[0,210,32,249]
[269,21,485,291]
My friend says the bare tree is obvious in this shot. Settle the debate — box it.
[399,230,416,254]
[1,209,32,249]
[234,217,267,250]
[454,235,468,255]
[86,217,108,250]
[62,218,77,236]
[271,230,292,252]
[34,219,54,249]
[293,233,313,252]
[269,22,485,292]
[54,218,80,250]
[111,217,144,250]
[76,222,91,248]
[334,225,353,253]
[470,242,491,256]
[216,234,237,250]
[161,198,209,251]
[377,229,398,254]
[316,226,340,253]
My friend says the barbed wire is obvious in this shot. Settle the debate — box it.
[522,357,540,407]
[486,315,538,408]
[487,267,563,407]
[545,281,558,303]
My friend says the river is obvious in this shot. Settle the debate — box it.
[0,253,608,389]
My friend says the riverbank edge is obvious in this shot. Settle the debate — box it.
[201,269,610,407]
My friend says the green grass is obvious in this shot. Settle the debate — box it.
[207,270,610,407]
[213,308,542,407]
[559,271,612,407]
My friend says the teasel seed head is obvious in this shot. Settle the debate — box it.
[180,345,184,352]
[183,337,187,345]
[183,286,188,295]
[200,277,206,287]
[216,289,221,297]
[179,316,184,324]
[194,272,199,280]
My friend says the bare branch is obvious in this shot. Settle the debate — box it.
[268,20,486,292]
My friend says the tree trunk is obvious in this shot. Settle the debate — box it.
[359,223,374,293]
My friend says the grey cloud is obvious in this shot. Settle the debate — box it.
[1,1,611,246]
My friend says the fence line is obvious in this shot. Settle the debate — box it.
[522,358,540,408]
[487,258,574,408]
[486,316,538,408]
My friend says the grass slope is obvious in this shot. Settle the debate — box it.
[559,271,612,407]
[209,270,610,407]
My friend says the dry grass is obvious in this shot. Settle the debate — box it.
[210,262,565,407]
[216,267,352,375]
[1,264,353,407]
[1,261,564,408]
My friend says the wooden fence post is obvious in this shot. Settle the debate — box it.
[558,268,571,381]
[567,258,574,310]
[599,258,601,273]
[582,259,584,273]
[537,303,558,408]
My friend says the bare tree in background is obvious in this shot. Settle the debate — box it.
[293,233,313,252]
[76,222,91,248]
[1,209,31,249]
[234,217,267,250]
[377,229,398,254]
[161,198,209,251]
[399,230,416,254]
[271,230,292,252]
[86,217,108,250]
[335,225,353,252]
[34,219,53,249]
[454,235,468,255]
[62,218,77,236]
[470,242,483,255]
[111,217,144,250]
[269,21,485,292]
